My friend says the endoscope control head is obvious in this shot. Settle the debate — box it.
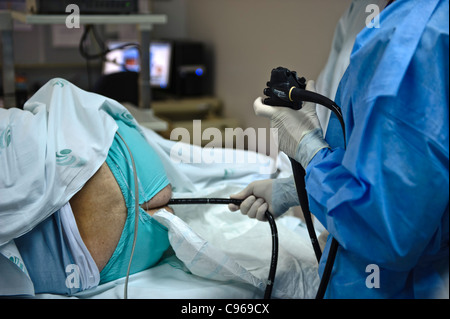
[263,67,307,110]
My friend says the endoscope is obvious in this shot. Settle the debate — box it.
[263,66,346,299]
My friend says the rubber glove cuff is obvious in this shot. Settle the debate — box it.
[272,177,300,216]
[294,128,330,169]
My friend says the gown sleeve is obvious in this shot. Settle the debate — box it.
[304,0,449,272]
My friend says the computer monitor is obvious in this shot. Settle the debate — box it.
[102,41,172,89]
[149,41,172,89]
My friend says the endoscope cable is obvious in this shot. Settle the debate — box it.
[262,67,346,299]
[116,132,139,300]
[115,134,278,299]
[168,198,279,300]
[285,87,346,300]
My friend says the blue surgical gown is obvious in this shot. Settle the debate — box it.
[305,0,449,298]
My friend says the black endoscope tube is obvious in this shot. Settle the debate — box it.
[168,198,244,206]
[168,198,278,300]
[290,160,322,262]
[263,211,278,299]
[290,88,345,139]
[288,87,346,300]
[290,158,340,299]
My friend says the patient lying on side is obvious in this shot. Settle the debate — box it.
[69,163,173,273]
[15,117,174,294]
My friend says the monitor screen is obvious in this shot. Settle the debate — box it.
[103,41,172,89]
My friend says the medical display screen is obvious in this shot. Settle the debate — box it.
[103,41,172,89]
[149,42,172,89]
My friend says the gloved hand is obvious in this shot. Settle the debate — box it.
[228,177,300,221]
[253,80,329,168]
[228,179,273,221]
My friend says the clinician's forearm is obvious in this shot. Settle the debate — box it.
[272,177,300,214]
[305,146,448,271]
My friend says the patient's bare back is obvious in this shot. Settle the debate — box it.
[69,162,172,272]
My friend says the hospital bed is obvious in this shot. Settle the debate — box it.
[0,79,322,299]
[34,128,321,299]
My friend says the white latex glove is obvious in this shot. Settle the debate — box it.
[228,177,301,221]
[228,179,273,221]
[254,80,329,168]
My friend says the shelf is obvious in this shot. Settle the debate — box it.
[0,62,101,69]
[122,102,169,131]
[152,97,222,116]
[10,11,167,25]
